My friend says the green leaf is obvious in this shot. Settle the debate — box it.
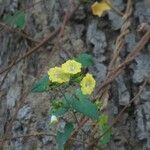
[75,89,88,101]
[14,11,26,29]
[49,106,69,117]
[70,90,99,120]
[71,73,84,83]
[56,122,74,150]
[100,124,111,145]
[99,115,108,125]
[75,53,94,67]
[3,11,26,29]
[71,98,99,120]
[49,99,70,117]
[53,107,69,117]
[98,115,111,145]
[95,100,103,110]
[57,91,99,120]
[3,14,14,25]
[31,75,49,93]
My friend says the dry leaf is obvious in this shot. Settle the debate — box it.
[91,0,111,17]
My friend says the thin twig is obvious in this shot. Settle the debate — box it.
[59,88,87,136]
[104,0,124,16]
[0,132,85,144]
[50,2,80,59]
[0,51,21,89]
[22,0,49,11]
[0,27,60,75]
[0,22,38,43]
[0,69,10,89]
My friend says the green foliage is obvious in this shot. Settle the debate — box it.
[95,100,103,110]
[31,55,112,147]
[75,53,94,67]
[71,73,84,83]
[75,89,88,100]
[3,11,26,29]
[52,107,69,117]
[100,124,111,145]
[71,89,99,120]
[56,122,74,150]
[51,100,64,109]
[31,75,49,92]
[49,100,69,117]
[99,115,111,145]
[99,115,108,125]
[71,97,99,120]
[50,90,99,120]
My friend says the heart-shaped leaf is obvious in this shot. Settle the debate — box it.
[3,11,26,29]
[75,53,94,67]
[31,75,49,93]
[68,90,99,120]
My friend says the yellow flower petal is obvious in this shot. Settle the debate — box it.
[91,1,111,17]
[62,60,82,75]
[48,67,70,83]
[80,73,96,95]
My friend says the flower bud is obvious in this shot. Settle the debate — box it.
[50,115,58,124]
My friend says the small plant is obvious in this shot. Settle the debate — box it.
[3,10,26,29]
[32,53,111,149]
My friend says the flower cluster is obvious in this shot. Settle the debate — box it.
[48,60,81,83]
[48,59,96,95]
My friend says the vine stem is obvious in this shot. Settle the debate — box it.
[59,88,88,136]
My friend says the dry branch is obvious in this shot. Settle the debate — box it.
[0,22,38,43]
[0,28,60,74]
[0,132,85,144]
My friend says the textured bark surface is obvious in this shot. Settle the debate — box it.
[0,0,150,149]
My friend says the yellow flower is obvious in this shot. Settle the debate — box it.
[61,60,82,74]
[80,73,96,95]
[91,1,111,17]
[48,67,70,83]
